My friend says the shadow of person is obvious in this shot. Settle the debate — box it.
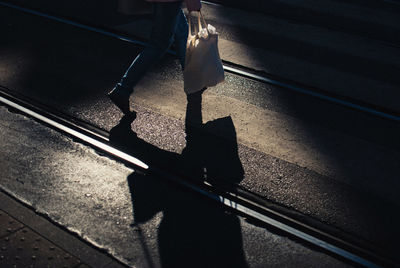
[109,90,248,268]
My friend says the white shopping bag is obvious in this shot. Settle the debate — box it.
[184,12,225,94]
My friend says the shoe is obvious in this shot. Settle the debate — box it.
[107,88,132,115]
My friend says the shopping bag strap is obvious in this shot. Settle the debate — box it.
[187,11,207,38]
[199,11,207,31]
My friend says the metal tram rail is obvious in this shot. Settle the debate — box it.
[0,87,394,268]
[0,1,399,123]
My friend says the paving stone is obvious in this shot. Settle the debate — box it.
[0,227,81,268]
[0,210,24,238]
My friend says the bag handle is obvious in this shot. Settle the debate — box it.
[187,11,207,38]
[199,11,207,31]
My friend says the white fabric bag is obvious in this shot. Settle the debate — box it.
[184,12,225,94]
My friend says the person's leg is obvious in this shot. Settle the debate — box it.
[117,3,183,90]
[173,10,189,69]
[109,2,183,112]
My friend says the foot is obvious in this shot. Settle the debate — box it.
[107,88,133,115]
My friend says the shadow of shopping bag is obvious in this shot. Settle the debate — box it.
[184,12,225,94]
[201,116,244,186]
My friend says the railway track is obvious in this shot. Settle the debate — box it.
[0,86,395,268]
